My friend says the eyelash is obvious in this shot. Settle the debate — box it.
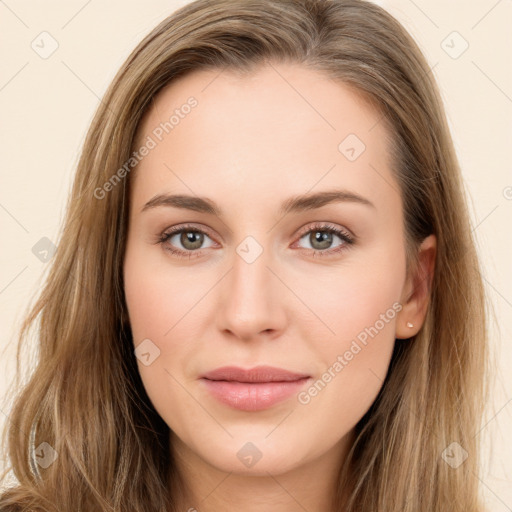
[156,222,355,260]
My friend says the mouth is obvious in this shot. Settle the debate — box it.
[200,365,310,383]
[199,365,312,411]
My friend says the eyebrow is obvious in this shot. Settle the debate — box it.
[140,189,375,216]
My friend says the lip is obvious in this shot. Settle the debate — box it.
[201,365,310,383]
[200,365,311,411]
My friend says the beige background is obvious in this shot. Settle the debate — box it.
[1,0,511,508]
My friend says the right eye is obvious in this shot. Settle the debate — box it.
[158,224,217,259]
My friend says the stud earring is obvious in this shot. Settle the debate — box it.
[406,322,414,328]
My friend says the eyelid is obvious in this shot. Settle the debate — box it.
[294,221,355,242]
[161,222,219,242]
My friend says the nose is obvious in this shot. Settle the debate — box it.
[216,239,286,341]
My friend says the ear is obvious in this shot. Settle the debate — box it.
[396,234,436,339]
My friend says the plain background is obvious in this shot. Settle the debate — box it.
[0,0,511,508]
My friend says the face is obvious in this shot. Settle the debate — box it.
[123,63,411,477]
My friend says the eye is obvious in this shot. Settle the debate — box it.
[156,222,355,260]
[293,222,354,257]
[157,223,217,260]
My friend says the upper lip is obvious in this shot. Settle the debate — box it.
[200,365,310,383]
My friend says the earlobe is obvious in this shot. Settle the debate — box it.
[396,234,437,339]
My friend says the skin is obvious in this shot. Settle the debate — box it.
[123,63,436,511]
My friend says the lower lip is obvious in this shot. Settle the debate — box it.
[200,378,311,411]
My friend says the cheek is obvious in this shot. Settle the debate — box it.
[296,251,404,344]
[123,244,203,345]
[124,268,171,345]
[123,245,214,391]
[294,251,404,415]
[123,249,201,426]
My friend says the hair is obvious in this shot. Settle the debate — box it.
[0,0,490,510]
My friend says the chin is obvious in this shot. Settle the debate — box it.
[193,437,303,476]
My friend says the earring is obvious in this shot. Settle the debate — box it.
[406,322,414,328]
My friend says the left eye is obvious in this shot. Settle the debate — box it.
[296,227,349,251]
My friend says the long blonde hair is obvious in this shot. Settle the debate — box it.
[0,0,490,510]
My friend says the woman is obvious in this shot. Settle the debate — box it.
[0,0,489,510]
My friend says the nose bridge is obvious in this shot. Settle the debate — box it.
[231,233,273,308]
[218,232,282,338]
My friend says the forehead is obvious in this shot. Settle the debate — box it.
[130,63,398,215]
